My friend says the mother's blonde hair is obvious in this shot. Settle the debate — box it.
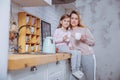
[70,10,85,29]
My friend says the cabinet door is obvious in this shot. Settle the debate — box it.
[8,65,48,80]
[48,71,64,80]
[47,60,65,75]
[65,60,71,80]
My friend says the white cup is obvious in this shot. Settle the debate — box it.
[26,17,29,23]
[26,36,29,42]
[36,45,38,51]
[31,27,34,34]
[32,18,35,25]
[26,45,29,52]
[75,32,81,40]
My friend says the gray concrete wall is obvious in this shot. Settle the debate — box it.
[76,0,120,80]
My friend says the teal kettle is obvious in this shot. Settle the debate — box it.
[43,37,56,54]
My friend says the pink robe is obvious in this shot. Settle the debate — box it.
[69,27,95,55]
[53,28,70,46]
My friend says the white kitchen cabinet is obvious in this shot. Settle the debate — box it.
[8,60,71,80]
[47,60,65,75]
[48,71,64,80]
[8,64,48,80]
[65,60,71,80]
[47,60,66,80]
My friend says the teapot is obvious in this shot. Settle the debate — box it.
[42,37,56,54]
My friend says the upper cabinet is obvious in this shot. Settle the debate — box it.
[12,0,52,7]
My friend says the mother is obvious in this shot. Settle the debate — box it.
[69,10,96,80]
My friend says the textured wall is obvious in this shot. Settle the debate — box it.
[76,0,120,80]
[11,2,65,35]
[22,6,65,36]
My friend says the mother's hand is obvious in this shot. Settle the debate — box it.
[80,35,87,42]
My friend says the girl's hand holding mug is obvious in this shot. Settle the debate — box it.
[63,35,69,42]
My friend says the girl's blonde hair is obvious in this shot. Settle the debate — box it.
[57,14,70,30]
[70,10,85,29]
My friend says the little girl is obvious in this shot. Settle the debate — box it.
[53,14,84,79]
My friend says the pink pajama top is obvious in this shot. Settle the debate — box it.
[69,27,95,55]
[53,28,70,46]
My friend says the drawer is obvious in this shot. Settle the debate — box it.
[48,71,64,80]
[47,60,65,75]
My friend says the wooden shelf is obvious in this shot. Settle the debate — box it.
[12,0,52,7]
[8,53,71,70]
[18,12,41,53]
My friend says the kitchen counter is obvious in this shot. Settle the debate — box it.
[8,53,71,70]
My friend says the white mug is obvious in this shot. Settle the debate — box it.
[26,36,29,42]
[75,32,81,40]
[26,45,29,52]
[36,45,38,51]
[31,27,34,34]
[26,16,29,23]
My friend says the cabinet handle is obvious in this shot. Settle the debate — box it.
[30,66,37,71]
[56,61,60,65]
